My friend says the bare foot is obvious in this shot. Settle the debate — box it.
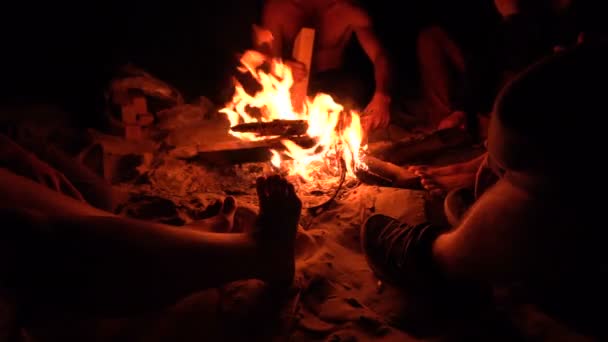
[409,155,482,177]
[419,173,476,197]
[408,155,485,196]
[188,197,237,233]
[254,175,302,285]
[232,206,258,233]
[437,111,465,130]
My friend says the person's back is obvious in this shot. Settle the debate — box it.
[485,42,608,337]
[362,42,608,339]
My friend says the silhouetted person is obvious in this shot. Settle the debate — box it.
[363,43,608,339]
[257,0,392,132]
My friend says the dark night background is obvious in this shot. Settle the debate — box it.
[0,0,603,128]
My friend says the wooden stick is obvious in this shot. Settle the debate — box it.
[362,156,422,189]
[291,28,315,112]
[367,128,472,165]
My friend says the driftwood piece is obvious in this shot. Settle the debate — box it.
[367,127,472,165]
[291,28,315,112]
[358,156,422,190]
[182,136,316,165]
[231,120,308,137]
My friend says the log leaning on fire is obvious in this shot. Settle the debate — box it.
[230,120,308,137]
[186,136,317,165]
[367,127,472,165]
[358,156,423,190]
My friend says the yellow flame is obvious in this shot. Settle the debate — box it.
[220,50,367,180]
[270,150,282,169]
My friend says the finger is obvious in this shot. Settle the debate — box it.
[52,176,63,193]
[413,170,424,177]
[420,178,438,189]
[60,174,86,202]
[269,175,282,196]
[43,174,61,192]
[408,165,426,173]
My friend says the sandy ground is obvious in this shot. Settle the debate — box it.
[21,147,523,342]
[2,105,597,342]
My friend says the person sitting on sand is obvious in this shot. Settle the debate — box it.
[416,0,583,134]
[0,134,301,335]
[256,0,392,132]
[362,43,608,339]
[410,0,589,197]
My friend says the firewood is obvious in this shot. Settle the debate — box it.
[367,128,472,165]
[291,28,315,112]
[230,120,308,137]
[360,156,422,189]
[184,136,316,165]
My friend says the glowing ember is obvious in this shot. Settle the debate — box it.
[220,50,367,181]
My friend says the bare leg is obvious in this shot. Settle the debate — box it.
[408,153,486,195]
[417,26,466,127]
[187,196,238,233]
[429,173,608,335]
[0,170,301,317]
[34,144,128,212]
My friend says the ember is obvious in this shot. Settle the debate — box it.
[220,50,367,182]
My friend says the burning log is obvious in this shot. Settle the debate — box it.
[367,127,472,165]
[358,156,422,190]
[230,120,308,137]
[184,136,316,165]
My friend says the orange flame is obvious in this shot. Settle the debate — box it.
[220,50,367,181]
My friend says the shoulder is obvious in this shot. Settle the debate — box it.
[334,1,372,27]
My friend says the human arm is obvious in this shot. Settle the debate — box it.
[258,1,283,58]
[256,1,307,82]
[458,5,547,139]
[352,9,392,131]
[0,133,84,201]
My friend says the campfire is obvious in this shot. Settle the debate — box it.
[220,50,368,183]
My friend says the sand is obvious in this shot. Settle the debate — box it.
[6,107,595,342]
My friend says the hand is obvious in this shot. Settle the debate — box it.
[252,24,274,47]
[284,59,307,83]
[363,93,391,132]
[19,152,85,202]
[494,0,520,17]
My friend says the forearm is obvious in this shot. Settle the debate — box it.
[373,52,392,96]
